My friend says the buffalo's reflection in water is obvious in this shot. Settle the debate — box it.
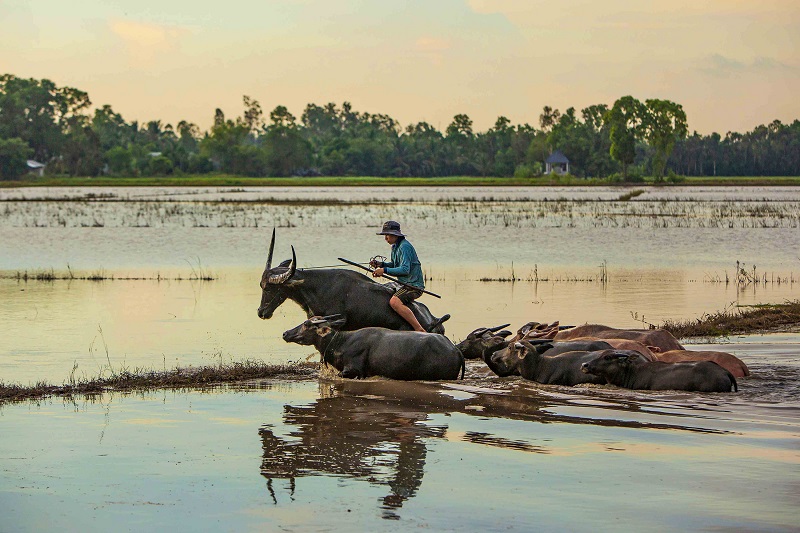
[259,377,720,519]
[259,380,447,519]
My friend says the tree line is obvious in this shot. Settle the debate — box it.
[1,73,798,180]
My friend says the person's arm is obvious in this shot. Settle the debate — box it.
[384,245,410,277]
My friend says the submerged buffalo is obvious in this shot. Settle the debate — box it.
[656,349,750,378]
[257,229,449,333]
[485,340,621,386]
[283,315,465,381]
[581,350,738,392]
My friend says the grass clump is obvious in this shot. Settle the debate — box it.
[0,360,318,404]
[661,300,800,338]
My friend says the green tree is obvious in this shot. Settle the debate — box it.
[263,105,311,176]
[0,137,33,179]
[539,106,561,134]
[642,99,688,181]
[105,146,133,175]
[0,75,90,162]
[605,96,645,180]
[445,114,476,174]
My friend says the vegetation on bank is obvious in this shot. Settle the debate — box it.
[2,74,798,182]
[0,360,318,404]
[662,300,800,339]
[3,174,800,189]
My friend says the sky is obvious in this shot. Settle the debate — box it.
[2,0,798,135]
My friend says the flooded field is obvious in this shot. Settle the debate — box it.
[1,186,799,530]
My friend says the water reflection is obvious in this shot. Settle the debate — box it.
[259,381,445,519]
[258,376,729,519]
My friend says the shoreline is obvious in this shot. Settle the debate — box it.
[3,175,800,188]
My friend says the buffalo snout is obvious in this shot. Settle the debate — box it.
[282,325,304,343]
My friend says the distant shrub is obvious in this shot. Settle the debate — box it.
[666,171,686,184]
[513,163,541,178]
[147,155,174,176]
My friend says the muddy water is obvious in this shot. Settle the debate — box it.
[1,186,800,530]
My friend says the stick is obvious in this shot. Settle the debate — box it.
[337,257,441,299]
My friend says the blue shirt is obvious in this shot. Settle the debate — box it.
[381,238,425,289]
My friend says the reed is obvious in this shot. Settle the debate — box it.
[661,299,800,338]
[4,266,217,281]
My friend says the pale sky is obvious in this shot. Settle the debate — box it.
[2,0,798,135]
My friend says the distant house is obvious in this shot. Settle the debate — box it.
[26,160,45,177]
[545,151,570,175]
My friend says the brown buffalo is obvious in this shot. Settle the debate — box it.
[656,350,750,378]
[555,324,685,352]
[567,337,660,362]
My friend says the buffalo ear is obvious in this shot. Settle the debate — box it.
[278,259,293,268]
[513,342,529,359]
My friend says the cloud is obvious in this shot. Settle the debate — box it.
[701,54,797,76]
[414,36,452,66]
[109,19,190,66]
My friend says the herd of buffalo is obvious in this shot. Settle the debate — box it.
[259,232,744,394]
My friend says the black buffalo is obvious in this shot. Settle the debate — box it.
[455,324,512,360]
[283,315,465,381]
[257,229,449,333]
[485,340,620,386]
[580,349,738,392]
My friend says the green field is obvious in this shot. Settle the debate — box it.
[3,175,800,188]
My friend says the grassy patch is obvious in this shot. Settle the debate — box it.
[5,175,800,188]
[661,300,800,338]
[0,360,319,404]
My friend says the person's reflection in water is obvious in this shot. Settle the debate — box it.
[259,381,445,519]
[381,431,428,519]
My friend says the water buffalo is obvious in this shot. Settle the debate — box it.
[485,340,623,386]
[455,324,512,360]
[555,324,685,352]
[282,315,465,381]
[581,350,738,392]
[567,337,660,361]
[257,229,449,333]
[656,350,750,378]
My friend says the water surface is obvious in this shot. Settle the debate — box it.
[1,186,799,530]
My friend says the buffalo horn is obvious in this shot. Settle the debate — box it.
[268,245,297,284]
[266,227,276,271]
[489,324,511,332]
[470,327,490,338]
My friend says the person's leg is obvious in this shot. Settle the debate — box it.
[390,295,426,332]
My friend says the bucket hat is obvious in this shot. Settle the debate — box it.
[376,220,405,237]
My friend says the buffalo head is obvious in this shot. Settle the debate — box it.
[283,315,348,345]
[258,228,298,319]
[455,324,511,360]
[580,349,642,376]
[488,341,531,377]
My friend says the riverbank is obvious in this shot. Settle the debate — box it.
[3,175,800,188]
[661,300,800,338]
